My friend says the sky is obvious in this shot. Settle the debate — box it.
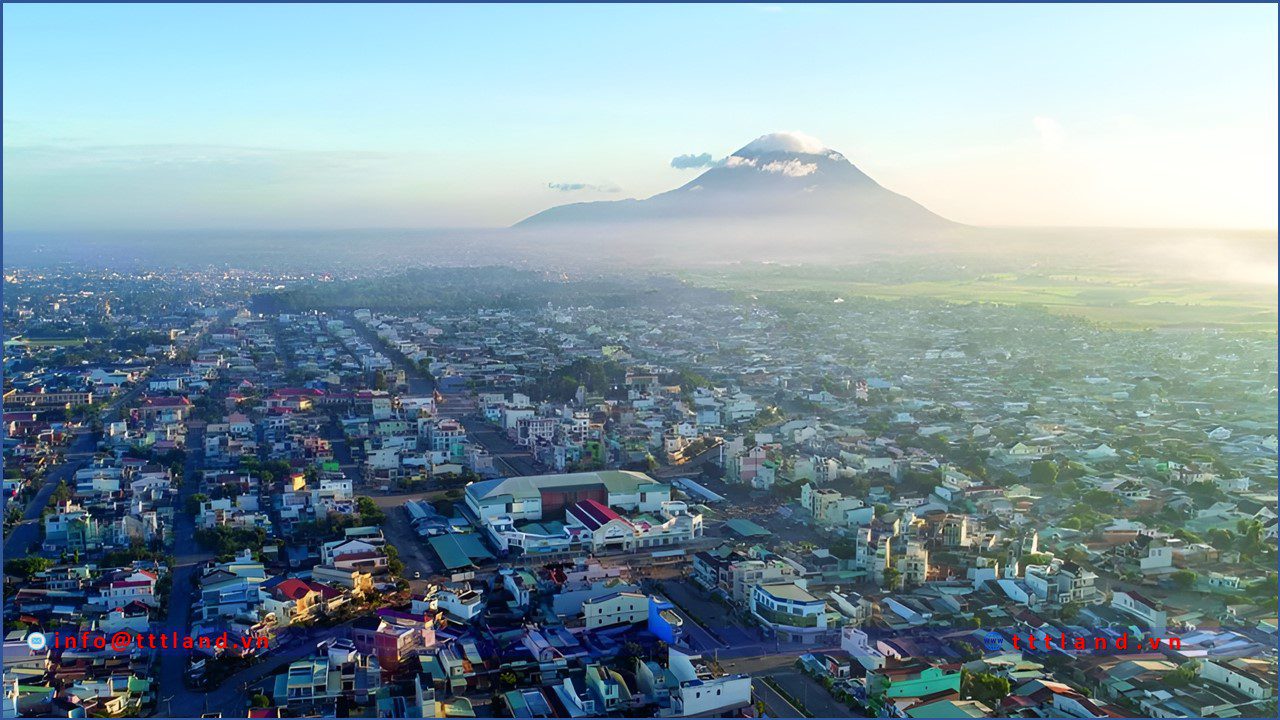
[3,3,1277,232]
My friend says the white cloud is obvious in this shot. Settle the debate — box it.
[546,181,621,193]
[761,159,818,177]
[738,131,827,155]
[671,153,719,169]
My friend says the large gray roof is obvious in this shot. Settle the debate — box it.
[466,470,665,502]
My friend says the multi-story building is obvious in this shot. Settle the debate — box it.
[750,582,830,643]
[635,647,752,717]
[897,541,930,587]
[2,389,94,407]
[940,514,969,548]
[722,558,798,604]
[582,591,648,629]
[1025,561,1099,605]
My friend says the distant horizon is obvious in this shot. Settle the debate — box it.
[4,4,1277,233]
[5,221,1280,236]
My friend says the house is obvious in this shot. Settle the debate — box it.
[1111,590,1168,632]
[411,582,484,622]
[634,647,751,717]
[1025,561,1099,606]
[865,662,962,716]
[88,569,160,608]
[1198,658,1276,701]
[261,578,320,627]
[581,591,647,629]
[1004,678,1113,718]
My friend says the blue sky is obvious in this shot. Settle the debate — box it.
[3,3,1276,231]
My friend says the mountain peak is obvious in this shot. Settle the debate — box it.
[736,131,828,156]
[514,132,957,254]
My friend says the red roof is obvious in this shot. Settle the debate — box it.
[273,578,314,600]
[304,581,343,599]
[567,499,631,531]
[141,396,191,407]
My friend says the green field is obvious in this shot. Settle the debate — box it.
[679,265,1277,332]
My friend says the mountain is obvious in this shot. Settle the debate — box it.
[512,132,960,261]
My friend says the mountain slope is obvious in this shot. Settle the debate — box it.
[516,132,955,234]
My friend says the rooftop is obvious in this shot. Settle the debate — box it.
[466,470,665,503]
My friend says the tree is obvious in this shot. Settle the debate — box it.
[1206,528,1235,551]
[1059,602,1081,622]
[50,479,73,506]
[250,694,271,708]
[5,557,54,579]
[828,540,858,560]
[1165,661,1200,687]
[384,544,405,577]
[185,493,209,516]
[962,669,1011,705]
[1029,460,1058,485]
[617,641,647,665]
[882,567,902,590]
[1235,519,1264,554]
[1170,570,1197,590]
[355,496,386,524]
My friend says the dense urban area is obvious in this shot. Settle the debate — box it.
[3,265,1277,718]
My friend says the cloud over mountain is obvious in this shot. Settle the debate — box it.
[671,153,721,169]
[547,181,621,193]
[516,132,961,263]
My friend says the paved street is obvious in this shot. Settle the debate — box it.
[768,669,863,718]
[154,427,216,717]
[347,312,541,478]
[754,675,807,719]
[3,374,150,558]
[3,431,94,557]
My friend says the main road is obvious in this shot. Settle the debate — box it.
[343,312,538,477]
[153,426,216,717]
[3,370,152,558]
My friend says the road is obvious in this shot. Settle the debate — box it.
[154,427,217,717]
[766,669,862,718]
[160,622,355,718]
[345,312,539,477]
[754,675,808,719]
[460,410,539,476]
[2,431,96,556]
[3,373,151,558]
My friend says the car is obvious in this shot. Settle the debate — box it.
[414,571,421,579]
